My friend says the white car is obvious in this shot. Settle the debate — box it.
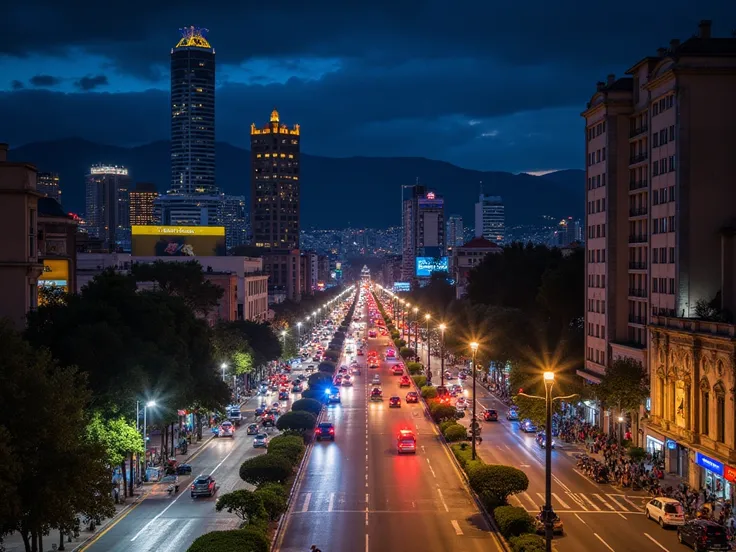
[455,397,467,409]
[645,497,685,527]
[372,375,381,385]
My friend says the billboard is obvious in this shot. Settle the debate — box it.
[393,282,411,292]
[415,256,449,277]
[131,226,226,257]
[38,259,70,303]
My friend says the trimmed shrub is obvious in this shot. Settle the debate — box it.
[215,489,266,524]
[291,398,323,416]
[493,506,535,538]
[400,347,414,358]
[267,434,306,466]
[255,483,287,521]
[317,361,336,374]
[406,362,424,375]
[324,350,340,362]
[430,403,459,423]
[443,423,467,442]
[186,527,269,552]
[390,330,400,339]
[301,389,325,402]
[239,454,294,485]
[509,534,546,552]
[421,386,437,399]
[412,375,427,388]
[439,420,457,434]
[393,339,402,348]
[395,338,406,348]
[468,465,529,509]
[275,410,317,433]
[308,372,333,389]
[450,443,483,473]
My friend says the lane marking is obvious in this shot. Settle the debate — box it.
[130,446,236,542]
[594,533,615,551]
[451,520,463,535]
[301,492,312,513]
[579,494,601,511]
[552,493,571,509]
[593,493,615,511]
[606,495,628,511]
[521,492,538,510]
[510,494,524,508]
[566,492,588,511]
[437,488,450,512]
[574,513,587,525]
[643,533,670,551]
[552,475,571,493]
[328,493,335,512]
[426,458,437,478]
[366,533,369,552]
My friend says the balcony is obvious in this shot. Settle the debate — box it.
[629,179,648,191]
[628,288,648,298]
[629,207,648,217]
[629,153,648,165]
[629,124,649,138]
[650,315,736,338]
[628,315,646,325]
[628,234,648,244]
[629,261,647,270]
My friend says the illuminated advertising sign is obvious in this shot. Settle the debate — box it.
[393,282,411,292]
[696,452,723,476]
[38,259,70,304]
[131,226,226,257]
[415,256,449,277]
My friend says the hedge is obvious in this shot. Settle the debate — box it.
[412,375,427,388]
[186,527,269,552]
[275,410,317,433]
[406,362,423,375]
[324,350,340,362]
[291,398,323,416]
[254,483,287,522]
[421,386,438,399]
[443,424,467,442]
[468,464,529,509]
[400,347,415,358]
[493,506,535,538]
[308,372,333,389]
[509,534,546,552]
[429,402,457,423]
[267,434,306,466]
[450,443,483,473]
[301,389,325,402]
[395,339,407,348]
[239,454,294,485]
[390,330,400,339]
[317,361,336,374]
[439,420,457,434]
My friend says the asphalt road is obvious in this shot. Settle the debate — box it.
[277,288,502,552]
[414,338,687,552]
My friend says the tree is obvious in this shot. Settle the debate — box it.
[212,322,255,375]
[266,435,306,466]
[215,490,266,524]
[468,464,529,508]
[276,411,317,433]
[291,398,323,416]
[0,321,115,552]
[186,527,270,552]
[597,357,649,414]
[86,412,143,497]
[254,483,287,521]
[239,455,293,486]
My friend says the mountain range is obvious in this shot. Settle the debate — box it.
[8,138,584,229]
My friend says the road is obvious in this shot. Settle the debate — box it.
[82,386,300,551]
[277,287,502,552]
[413,338,685,552]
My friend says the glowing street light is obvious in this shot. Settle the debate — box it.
[221,362,228,381]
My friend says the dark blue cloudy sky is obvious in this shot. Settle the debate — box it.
[1,1,733,173]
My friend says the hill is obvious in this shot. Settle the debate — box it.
[8,138,583,228]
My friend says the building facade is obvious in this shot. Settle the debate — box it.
[170,26,216,196]
[474,194,505,243]
[250,109,301,249]
[85,165,131,252]
[36,172,61,204]
[300,251,318,296]
[219,195,248,250]
[446,215,464,254]
[262,249,301,303]
[0,144,43,328]
[37,198,77,303]
[129,182,158,226]
[401,185,445,280]
[452,236,502,299]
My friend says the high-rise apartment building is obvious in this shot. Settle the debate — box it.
[129,182,158,226]
[250,109,301,249]
[220,195,248,249]
[580,21,736,464]
[37,172,61,204]
[85,165,131,252]
[474,194,505,243]
[446,215,464,253]
[170,26,216,195]
[401,185,445,280]
[554,217,578,246]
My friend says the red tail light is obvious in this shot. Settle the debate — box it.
[191,485,196,490]
[329,429,334,433]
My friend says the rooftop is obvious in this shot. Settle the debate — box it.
[174,26,212,50]
[460,236,501,249]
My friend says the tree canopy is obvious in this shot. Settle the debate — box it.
[597,357,649,413]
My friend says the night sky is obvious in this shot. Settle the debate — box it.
[1,2,733,173]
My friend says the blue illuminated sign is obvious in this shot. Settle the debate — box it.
[393,282,411,292]
[666,439,677,450]
[415,256,449,277]
[696,452,723,476]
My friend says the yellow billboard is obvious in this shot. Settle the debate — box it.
[38,259,70,304]
[131,226,226,256]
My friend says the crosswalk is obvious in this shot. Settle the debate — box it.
[510,491,648,514]
[291,491,468,513]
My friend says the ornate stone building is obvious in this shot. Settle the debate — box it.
[646,316,736,496]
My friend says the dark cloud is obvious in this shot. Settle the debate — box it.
[74,75,109,91]
[10,80,24,90]
[29,74,60,87]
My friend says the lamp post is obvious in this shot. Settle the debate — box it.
[142,400,156,471]
[281,330,287,357]
[439,323,447,388]
[221,362,227,382]
[297,322,302,344]
[424,313,431,380]
[412,307,419,357]
[470,342,479,460]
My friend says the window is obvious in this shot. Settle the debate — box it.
[653,134,659,147]
[653,163,659,177]
[653,278,658,292]
[669,185,675,202]
[669,278,675,294]
[602,147,606,161]
[669,247,675,263]
[668,216,675,232]
[717,395,725,443]
[669,156,676,172]
[653,249,659,263]
[669,125,675,141]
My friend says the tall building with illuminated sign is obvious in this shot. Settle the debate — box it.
[129,182,158,226]
[250,108,301,249]
[37,172,62,204]
[474,194,505,243]
[170,26,216,195]
[85,165,131,252]
[401,184,445,280]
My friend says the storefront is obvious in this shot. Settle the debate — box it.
[645,431,665,460]
[665,439,689,480]
[696,452,732,500]
[581,400,600,427]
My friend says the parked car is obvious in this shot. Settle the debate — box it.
[645,497,685,527]
[520,419,537,433]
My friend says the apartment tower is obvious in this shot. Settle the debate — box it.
[129,182,158,226]
[36,172,61,204]
[85,165,131,252]
[474,194,505,243]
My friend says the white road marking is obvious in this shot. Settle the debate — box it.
[301,492,312,512]
[580,494,601,511]
[426,458,437,478]
[593,493,615,511]
[566,492,589,511]
[451,520,463,535]
[437,488,450,512]
[594,533,615,551]
[365,493,369,503]
[552,475,571,492]
[552,493,571,509]
[574,513,587,525]
[606,494,628,511]
[643,533,670,551]
[328,493,335,512]
[521,492,539,510]
[510,494,524,508]
[623,495,644,510]
[131,447,236,541]
[366,533,369,552]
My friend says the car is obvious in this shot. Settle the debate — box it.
[293,384,303,393]
[645,497,685,527]
[535,432,555,448]
[338,365,348,374]
[455,397,467,410]
[191,475,218,498]
[352,367,362,375]
[218,421,235,438]
[483,409,498,421]
[389,396,401,408]
[520,419,537,432]
[444,371,455,380]
[399,375,411,387]
[406,391,419,403]
[372,375,381,385]
[262,414,276,427]
[392,365,404,375]
[246,423,259,435]
[176,463,192,475]
[342,375,353,386]
[368,330,377,338]
[506,409,520,421]
[397,429,417,454]
[253,433,269,448]
[533,512,564,535]
[327,387,341,404]
[278,391,289,400]
[357,349,364,356]
[334,374,343,385]
[315,422,336,441]
[369,363,379,370]
[677,519,728,550]
[385,349,396,358]
[370,387,383,401]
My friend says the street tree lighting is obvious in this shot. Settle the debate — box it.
[519,371,578,552]
[439,323,447,389]
[470,342,479,460]
[221,362,228,382]
[281,330,287,354]
[142,400,157,473]
[297,322,302,343]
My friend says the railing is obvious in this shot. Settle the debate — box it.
[628,234,648,243]
[629,262,647,270]
[628,315,646,324]
[630,124,648,138]
[629,179,648,191]
[651,316,736,338]
[628,288,648,298]
[629,153,648,165]
[629,207,648,217]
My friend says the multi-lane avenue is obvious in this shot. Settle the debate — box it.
[276,288,502,552]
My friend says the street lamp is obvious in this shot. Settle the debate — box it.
[519,371,578,552]
[281,330,287,355]
[439,323,447,388]
[142,400,156,472]
[221,362,228,382]
[470,342,479,460]
[424,313,431,380]
[297,322,302,344]
[412,307,419,356]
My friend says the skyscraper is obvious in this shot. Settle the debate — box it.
[36,172,61,204]
[85,165,131,252]
[219,195,248,249]
[250,109,301,249]
[170,26,216,195]
[129,182,158,226]
[446,215,464,253]
[474,194,505,243]
[401,185,445,280]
